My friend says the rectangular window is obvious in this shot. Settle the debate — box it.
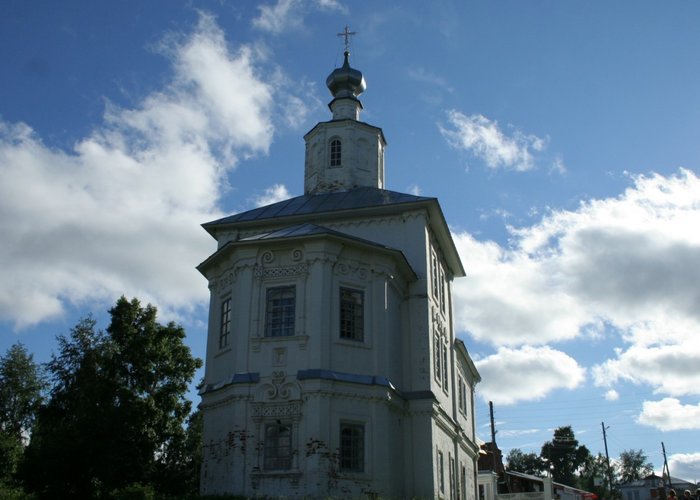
[449,454,456,500]
[340,288,364,341]
[432,253,439,299]
[339,423,364,472]
[442,343,449,392]
[265,286,295,337]
[264,423,292,470]
[438,450,445,493]
[219,298,231,348]
[434,333,442,384]
[439,267,446,313]
[461,465,467,500]
[458,376,468,415]
[330,139,342,166]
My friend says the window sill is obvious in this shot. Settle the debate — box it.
[251,469,302,478]
[251,335,309,352]
[335,338,371,349]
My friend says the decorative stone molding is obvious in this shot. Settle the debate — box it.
[210,270,238,293]
[261,250,275,264]
[254,263,308,280]
[334,262,369,281]
[251,401,302,422]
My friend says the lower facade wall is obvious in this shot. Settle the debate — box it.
[200,381,407,499]
[200,380,479,500]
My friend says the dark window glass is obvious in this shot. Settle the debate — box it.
[264,423,292,470]
[442,343,449,392]
[330,139,342,166]
[220,298,231,348]
[340,423,364,472]
[266,286,295,337]
[340,288,364,341]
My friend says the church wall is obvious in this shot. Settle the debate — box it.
[304,120,385,194]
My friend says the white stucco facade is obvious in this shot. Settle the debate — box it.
[197,49,481,499]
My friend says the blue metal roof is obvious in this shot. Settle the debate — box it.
[239,222,391,249]
[203,187,435,228]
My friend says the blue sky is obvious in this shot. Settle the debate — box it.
[2,0,699,483]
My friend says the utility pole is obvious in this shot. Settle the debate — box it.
[602,422,615,495]
[662,442,673,491]
[489,401,498,472]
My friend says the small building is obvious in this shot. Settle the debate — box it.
[478,469,594,500]
[618,474,697,500]
[197,46,481,498]
[477,442,594,500]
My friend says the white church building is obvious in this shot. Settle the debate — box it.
[197,44,481,499]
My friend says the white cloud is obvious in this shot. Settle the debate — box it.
[498,428,541,438]
[453,232,589,346]
[668,452,700,483]
[253,184,292,207]
[314,0,348,13]
[637,398,700,431]
[407,184,422,196]
[253,0,304,34]
[604,390,620,401]
[593,340,700,397]
[473,346,585,405]
[453,169,700,404]
[0,14,276,327]
[439,111,546,171]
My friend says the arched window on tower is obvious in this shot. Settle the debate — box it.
[330,138,342,166]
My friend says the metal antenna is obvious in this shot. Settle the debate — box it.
[337,25,357,52]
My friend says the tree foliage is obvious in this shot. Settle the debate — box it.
[579,453,614,499]
[617,449,653,484]
[21,297,202,499]
[541,426,591,486]
[0,343,45,440]
[0,343,45,488]
[506,448,546,477]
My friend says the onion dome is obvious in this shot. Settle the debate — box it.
[326,51,366,99]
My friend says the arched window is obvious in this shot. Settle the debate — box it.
[330,138,342,166]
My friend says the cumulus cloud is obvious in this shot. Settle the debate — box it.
[253,184,292,207]
[439,111,546,171]
[314,0,348,13]
[668,452,700,482]
[453,168,700,415]
[452,232,589,346]
[0,14,276,327]
[474,346,585,405]
[637,398,700,431]
[604,390,619,401]
[252,0,348,34]
[253,0,304,34]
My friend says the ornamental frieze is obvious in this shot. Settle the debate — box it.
[254,263,308,279]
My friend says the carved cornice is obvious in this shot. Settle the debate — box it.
[334,261,370,281]
[251,401,302,422]
[254,263,308,280]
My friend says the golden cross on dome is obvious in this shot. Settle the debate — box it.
[337,25,356,52]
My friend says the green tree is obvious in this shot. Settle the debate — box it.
[617,449,653,484]
[0,343,45,489]
[541,426,591,486]
[506,448,546,477]
[579,453,615,498]
[22,298,202,499]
